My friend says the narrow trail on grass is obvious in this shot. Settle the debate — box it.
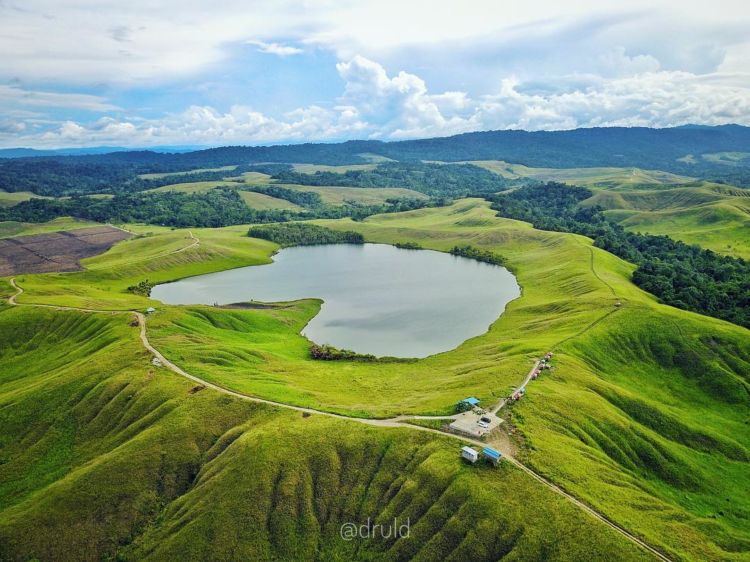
[89,229,200,271]
[5,277,671,561]
[589,244,618,297]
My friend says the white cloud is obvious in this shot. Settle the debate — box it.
[0,85,119,112]
[5,56,750,148]
[0,0,747,86]
[247,40,303,57]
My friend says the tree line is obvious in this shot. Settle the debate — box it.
[0,186,448,227]
[271,162,513,197]
[247,223,364,247]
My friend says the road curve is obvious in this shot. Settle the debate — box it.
[5,276,671,561]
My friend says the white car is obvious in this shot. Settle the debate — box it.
[477,417,491,429]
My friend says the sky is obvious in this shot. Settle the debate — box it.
[0,0,749,148]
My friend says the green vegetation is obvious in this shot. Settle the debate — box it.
[0,188,301,227]
[394,241,423,249]
[138,165,239,179]
[2,196,749,560]
[272,162,512,196]
[0,216,97,238]
[471,160,750,258]
[248,223,364,247]
[0,306,650,561]
[246,185,324,208]
[273,184,429,206]
[237,190,303,211]
[310,343,377,361]
[449,244,507,266]
[126,279,154,296]
[0,190,48,208]
[490,183,750,328]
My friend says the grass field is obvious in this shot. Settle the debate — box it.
[0,305,650,562]
[470,160,750,258]
[470,161,693,188]
[2,200,749,560]
[581,182,750,258]
[275,184,429,205]
[238,190,303,210]
[292,163,377,174]
[138,165,238,179]
[0,190,48,208]
[145,180,244,193]
[0,216,98,238]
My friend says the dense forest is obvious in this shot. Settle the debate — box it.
[0,188,291,227]
[247,223,364,247]
[2,126,749,197]
[489,183,750,328]
[272,162,512,196]
[0,161,261,196]
[245,185,323,208]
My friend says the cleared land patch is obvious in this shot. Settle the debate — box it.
[0,226,131,276]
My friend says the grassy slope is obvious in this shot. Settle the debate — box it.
[238,190,303,210]
[138,166,239,180]
[589,185,750,259]
[274,184,429,205]
[0,217,98,238]
[292,163,377,174]
[472,160,750,258]
[470,161,693,187]
[4,201,749,559]
[145,180,243,193]
[0,306,647,562]
[0,190,49,208]
[13,225,275,310]
[322,202,750,560]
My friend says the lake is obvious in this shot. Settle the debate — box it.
[151,243,520,358]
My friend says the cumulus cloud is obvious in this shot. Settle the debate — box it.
[5,56,750,148]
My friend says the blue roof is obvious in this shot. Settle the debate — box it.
[483,447,501,460]
[461,397,480,405]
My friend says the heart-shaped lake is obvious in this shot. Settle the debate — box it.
[151,243,520,358]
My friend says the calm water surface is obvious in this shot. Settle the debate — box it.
[152,243,520,358]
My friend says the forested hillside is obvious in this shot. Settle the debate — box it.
[1,125,749,197]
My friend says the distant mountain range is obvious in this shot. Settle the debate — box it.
[0,145,207,158]
[2,125,749,178]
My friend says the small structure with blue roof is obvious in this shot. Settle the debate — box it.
[483,447,502,465]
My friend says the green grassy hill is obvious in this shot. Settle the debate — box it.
[470,161,750,258]
[0,306,649,562]
[2,200,749,560]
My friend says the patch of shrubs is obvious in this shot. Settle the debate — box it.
[394,241,423,250]
[449,245,507,266]
[310,344,377,362]
[248,223,364,247]
[127,279,154,296]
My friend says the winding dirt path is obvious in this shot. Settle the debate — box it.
[5,276,671,561]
